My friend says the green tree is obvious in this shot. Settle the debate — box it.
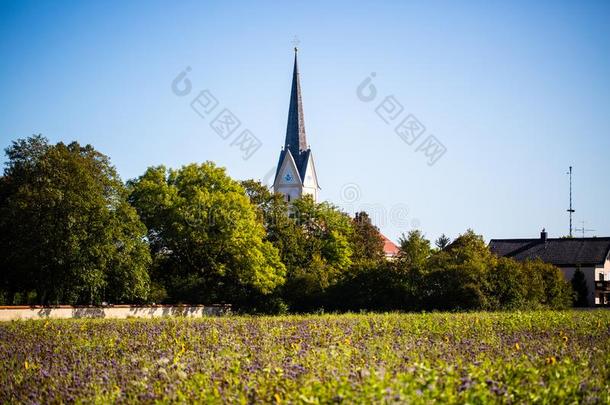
[241,180,306,272]
[425,230,493,310]
[524,259,572,309]
[519,260,545,305]
[397,230,432,272]
[571,266,589,307]
[435,234,451,250]
[391,230,433,310]
[128,163,285,305]
[327,260,404,312]
[350,211,385,267]
[324,210,391,312]
[0,136,151,305]
[240,179,302,313]
[282,196,353,311]
[487,257,528,310]
[241,183,359,312]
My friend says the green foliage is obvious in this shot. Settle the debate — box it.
[344,229,575,312]
[128,164,285,305]
[281,196,353,311]
[435,233,451,250]
[350,212,385,266]
[0,136,579,312]
[0,136,150,305]
[239,183,358,312]
[526,259,573,309]
[487,257,529,310]
[326,261,407,311]
[397,230,432,272]
[423,230,492,310]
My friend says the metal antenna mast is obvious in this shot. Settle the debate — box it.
[566,166,575,237]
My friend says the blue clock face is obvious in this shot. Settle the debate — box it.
[284,172,293,182]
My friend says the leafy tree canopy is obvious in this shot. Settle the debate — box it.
[128,163,285,303]
[350,212,385,267]
[0,135,150,305]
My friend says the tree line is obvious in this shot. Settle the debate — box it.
[0,136,575,312]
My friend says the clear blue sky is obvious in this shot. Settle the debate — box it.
[1,0,609,243]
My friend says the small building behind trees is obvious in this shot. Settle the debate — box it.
[381,234,399,259]
[490,230,610,307]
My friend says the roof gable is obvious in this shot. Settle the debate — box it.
[489,237,610,266]
[302,152,319,189]
[381,234,399,256]
[274,149,302,187]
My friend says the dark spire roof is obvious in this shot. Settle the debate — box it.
[276,48,312,182]
[284,47,308,160]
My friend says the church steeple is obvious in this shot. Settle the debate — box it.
[273,48,319,203]
[284,47,308,157]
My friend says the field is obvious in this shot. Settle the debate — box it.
[1,311,610,404]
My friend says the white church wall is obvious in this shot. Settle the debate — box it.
[302,156,318,188]
[301,186,318,201]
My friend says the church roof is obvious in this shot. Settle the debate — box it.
[489,237,610,267]
[276,48,311,181]
[275,148,312,183]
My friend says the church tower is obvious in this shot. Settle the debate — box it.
[273,48,320,202]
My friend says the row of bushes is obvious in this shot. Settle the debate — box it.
[0,136,575,312]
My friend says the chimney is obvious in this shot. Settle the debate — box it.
[540,228,548,242]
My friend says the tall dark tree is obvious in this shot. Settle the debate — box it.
[571,266,588,307]
[350,211,385,266]
[435,234,451,250]
[0,136,151,305]
[324,211,395,312]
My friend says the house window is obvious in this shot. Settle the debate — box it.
[286,194,291,202]
[601,273,605,282]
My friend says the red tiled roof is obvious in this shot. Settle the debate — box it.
[380,234,399,256]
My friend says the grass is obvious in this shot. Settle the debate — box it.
[1,310,609,403]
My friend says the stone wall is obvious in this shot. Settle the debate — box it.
[0,305,230,321]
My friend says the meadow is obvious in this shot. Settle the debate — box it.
[1,311,609,404]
